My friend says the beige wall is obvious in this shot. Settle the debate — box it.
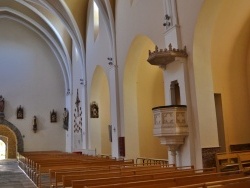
[211,0,250,146]
[137,49,167,159]
[90,66,111,155]
[124,35,167,159]
[194,0,250,151]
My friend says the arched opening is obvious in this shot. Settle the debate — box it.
[0,120,23,159]
[0,125,17,158]
[123,35,167,159]
[0,139,6,160]
[89,66,111,156]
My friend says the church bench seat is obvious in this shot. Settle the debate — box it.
[79,170,245,188]
[238,152,250,170]
[62,169,196,188]
[18,151,133,188]
[35,160,134,187]
[215,152,240,172]
[215,151,250,172]
[171,176,250,188]
[51,165,178,188]
[62,170,195,187]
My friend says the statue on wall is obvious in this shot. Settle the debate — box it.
[50,109,57,123]
[63,108,69,130]
[33,116,37,133]
[0,95,5,118]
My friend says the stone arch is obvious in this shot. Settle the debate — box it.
[0,119,23,158]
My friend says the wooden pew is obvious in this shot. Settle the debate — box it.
[170,176,250,188]
[215,152,240,172]
[18,151,65,175]
[52,165,177,188]
[36,160,134,187]
[61,168,195,188]
[215,151,250,172]
[19,151,134,188]
[80,171,245,188]
[238,152,250,170]
[50,166,116,187]
[206,176,250,188]
[51,167,123,188]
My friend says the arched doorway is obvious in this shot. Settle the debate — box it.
[0,139,6,159]
[0,119,24,159]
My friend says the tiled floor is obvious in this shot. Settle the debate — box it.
[0,159,37,188]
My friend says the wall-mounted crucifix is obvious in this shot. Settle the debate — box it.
[75,89,81,117]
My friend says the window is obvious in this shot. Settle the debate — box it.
[93,1,99,41]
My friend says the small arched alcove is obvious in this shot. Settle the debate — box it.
[0,119,23,158]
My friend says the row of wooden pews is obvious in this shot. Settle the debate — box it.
[71,170,248,188]
[17,150,250,188]
[18,151,135,188]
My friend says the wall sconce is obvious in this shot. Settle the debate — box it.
[33,116,37,133]
[107,57,113,66]
[66,89,71,95]
[80,78,85,85]
[163,14,171,27]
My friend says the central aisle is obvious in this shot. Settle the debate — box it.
[0,159,36,188]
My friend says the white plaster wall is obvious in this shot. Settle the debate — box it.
[164,61,192,167]
[0,18,65,151]
[71,41,88,152]
[86,1,113,151]
[86,2,112,90]
[164,61,186,105]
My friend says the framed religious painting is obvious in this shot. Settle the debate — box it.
[50,110,57,123]
[90,101,99,118]
[17,105,24,119]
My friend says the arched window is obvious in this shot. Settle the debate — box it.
[0,140,6,160]
[93,1,99,41]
